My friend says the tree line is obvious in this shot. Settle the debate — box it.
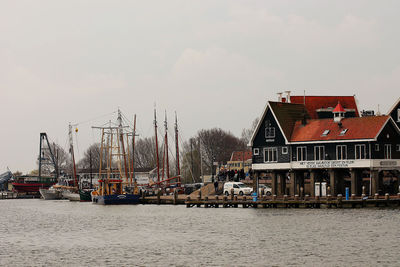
[28,118,259,183]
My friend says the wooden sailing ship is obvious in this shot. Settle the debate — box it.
[91,109,140,205]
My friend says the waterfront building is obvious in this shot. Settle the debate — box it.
[227,151,252,173]
[249,94,400,197]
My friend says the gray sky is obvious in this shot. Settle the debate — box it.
[1,0,400,173]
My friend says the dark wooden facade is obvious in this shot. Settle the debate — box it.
[250,98,400,197]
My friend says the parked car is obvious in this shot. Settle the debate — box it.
[258,184,272,196]
[223,182,252,196]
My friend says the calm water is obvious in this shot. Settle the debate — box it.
[0,199,399,266]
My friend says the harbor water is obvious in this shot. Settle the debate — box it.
[1,199,400,266]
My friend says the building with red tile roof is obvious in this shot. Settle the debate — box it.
[249,95,400,198]
[285,95,359,119]
[227,151,252,173]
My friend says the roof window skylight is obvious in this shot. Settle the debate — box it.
[322,130,330,136]
[339,129,348,136]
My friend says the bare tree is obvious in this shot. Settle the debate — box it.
[179,128,245,182]
[37,143,70,176]
[241,117,259,145]
[77,143,107,172]
[198,128,245,168]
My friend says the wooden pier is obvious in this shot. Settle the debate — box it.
[184,193,400,209]
[141,190,400,209]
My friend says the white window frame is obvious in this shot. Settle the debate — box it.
[282,147,288,154]
[336,145,347,160]
[297,146,307,161]
[314,146,325,161]
[384,144,392,159]
[265,127,275,138]
[375,144,380,151]
[355,144,366,159]
[253,148,259,156]
[264,147,278,162]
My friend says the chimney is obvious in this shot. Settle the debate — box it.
[277,92,283,102]
[285,90,291,103]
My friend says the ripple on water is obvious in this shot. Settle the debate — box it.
[1,200,400,266]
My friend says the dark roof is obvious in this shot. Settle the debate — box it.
[287,96,359,119]
[290,115,390,142]
[269,101,310,141]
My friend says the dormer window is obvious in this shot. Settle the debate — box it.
[339,129,348,136]
[321,130,330,136]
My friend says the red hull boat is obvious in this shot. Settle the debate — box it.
[12,176,57,193]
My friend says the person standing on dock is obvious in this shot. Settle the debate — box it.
[214,180,219,194]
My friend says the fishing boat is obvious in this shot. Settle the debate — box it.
[13,133,59,195]
[12,176,57,194]
[39,186,62,200]
[79,188,93,202]
[91,109,140,205]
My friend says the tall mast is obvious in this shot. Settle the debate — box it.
[68,123,78,187]
[118,109,129,181]
[132,114,137,189]
[175,112,181,184]
[131,114,137,186]
[154,108,160,184]
[164,111,170,179]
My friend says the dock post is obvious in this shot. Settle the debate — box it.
[385,193,389,206]
[157,189,161,205]
[337,194,343,208]
[371,170,379,196]
[294,195,299,208]
[243,196,247,208]
[173,189,178,205]
[350,169,359,196]
[310,171,316,197]
[230,188,234,201]
[374,193,379,207]
[329,170,337,196]
[271,172,277,196]
[315,195,320,209]
[141,190,146,204]
[215,195,219,208]
[223,195,228,208]
[233,195,238,208]
[204,196,209,208]
[186,196,191,208]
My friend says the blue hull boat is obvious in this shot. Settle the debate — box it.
[93,194,141,205]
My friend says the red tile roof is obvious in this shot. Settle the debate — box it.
[287,96,359,119]
[230,151,252,161]
[290,116,389,142]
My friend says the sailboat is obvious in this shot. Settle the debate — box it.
[91,109,140,205]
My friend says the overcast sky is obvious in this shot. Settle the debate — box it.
[1,0,400,173]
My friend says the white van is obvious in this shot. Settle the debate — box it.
[223,182,253,196]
